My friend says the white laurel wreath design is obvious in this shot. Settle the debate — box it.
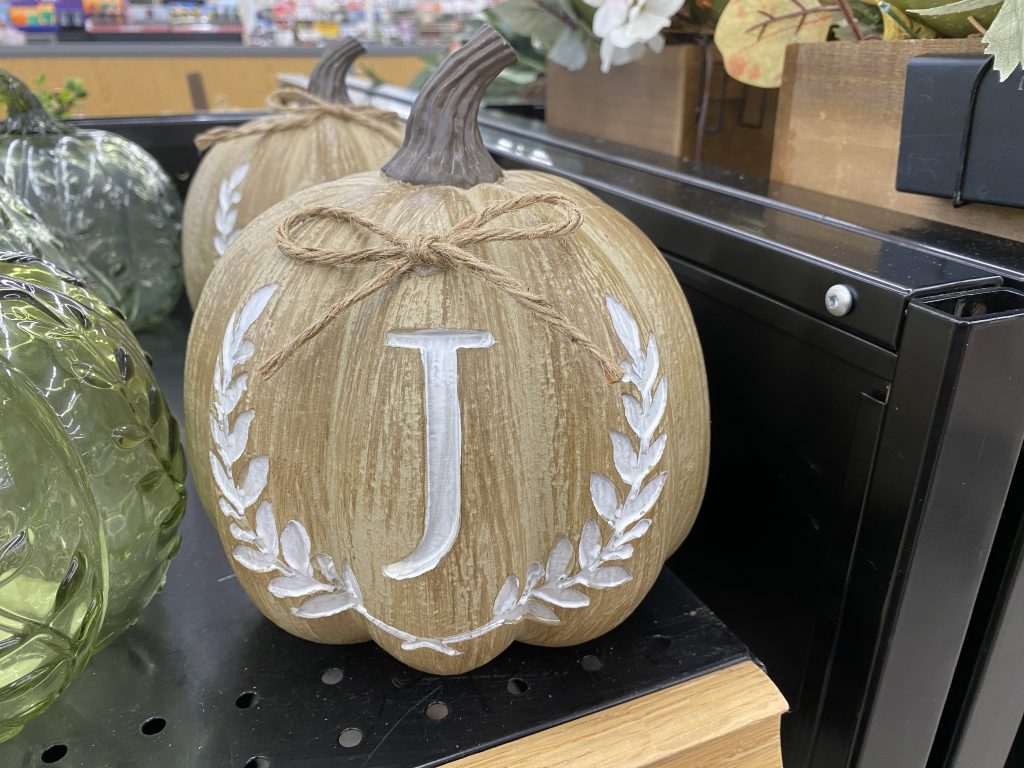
[210,284,668,656]
[212,164,250,260]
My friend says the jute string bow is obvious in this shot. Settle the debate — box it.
[194,88,404,151]
[258,192,624,383]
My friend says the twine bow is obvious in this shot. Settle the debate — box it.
[258,192,623,383]
[194,87,404,152]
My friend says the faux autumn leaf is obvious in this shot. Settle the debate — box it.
[715,0,835,87]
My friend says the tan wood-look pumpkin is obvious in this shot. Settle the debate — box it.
[181,38,404,307]
[184,27,710,674]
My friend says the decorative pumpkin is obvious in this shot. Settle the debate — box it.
[0,71,182,330]
[184,27,709,675]
[0,251,186,647]
[0,361,107,743]
[181,38,405,307]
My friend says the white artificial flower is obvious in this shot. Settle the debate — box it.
[584,0,683,72]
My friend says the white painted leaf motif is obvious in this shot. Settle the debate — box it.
[523,562,545,592]
[269,573,329,598]
[620,473,667,528]
[642,335,660,394]
[638,434,667,479]
[219,497,244,521]
[254,501,278,556]
[229,523,256,542]
[233,545,277,573]
[546,537,574,583]
[577,566,632,588]
[524,600,560,623]
[622,394,645,440]
[493,575,521,615]
[240,456,269,507]
[293,591,358,618]
[533,585,590,608]
[603,544,634,561]
[315,553,340,584]
[611,430,640,485]
[618,518,652,545]
[224,410,255,465]
[234,283,277,343]
[646,379,668,438]
[590,473,619,522]
[220,374,247,416]
[280,521,313,576]
[606,295,643,362]
[342,561,363,603]
[579,519,602,570]
[210,452,243,511]
[213,163,250,259]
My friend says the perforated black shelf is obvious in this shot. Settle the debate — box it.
[0,314,752,768]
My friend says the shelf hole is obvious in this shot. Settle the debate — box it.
[235,691,259,709]
[321,667,344,685]
[244,757,270,768]
[648,635,672,650]
[426,701,450,721]
[140,717,166,735]
[339,727,363,748]
[506,677,529,695]
[41,744,68,763]
[581,654,603,672]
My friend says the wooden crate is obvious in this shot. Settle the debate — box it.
[772,40,1024,242]
[546,46,778,178]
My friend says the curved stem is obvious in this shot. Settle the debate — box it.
[382,26,516,188]
[0,71,66,135]
[307,37,364,105]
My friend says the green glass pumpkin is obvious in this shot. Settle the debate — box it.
[0,360,108,744]
[0,251,186,647]
[0,71,183,330]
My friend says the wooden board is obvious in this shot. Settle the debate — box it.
[546,47,777,178]
[0,55,425,117]
[446,660,788,767]
[772,40,1024,243]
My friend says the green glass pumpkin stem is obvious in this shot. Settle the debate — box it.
[0,71,66,135]
[307,37,364,106]
[382,26,516,189]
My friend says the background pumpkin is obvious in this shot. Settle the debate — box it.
[181,38,404,307]
[0,252,186,647]
[0,71,182,331]
[185,27,709,675]
[0,360,107,744]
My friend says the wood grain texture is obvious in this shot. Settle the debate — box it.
[184,169,710,674]
[772,40,1024,242]
[446,661,787,768]
[545,47,778,178]
[181,109,403,306]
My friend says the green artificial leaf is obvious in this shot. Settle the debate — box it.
[983,0,1024,79]
[715,0,835,88]
[491,0,572,47]
[548,27,591,70]
[907,0,1000,15]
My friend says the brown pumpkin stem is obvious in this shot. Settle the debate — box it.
[382,26,516,188]
[307,37,364,105]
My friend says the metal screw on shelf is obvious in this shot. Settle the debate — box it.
[825,284,855,317]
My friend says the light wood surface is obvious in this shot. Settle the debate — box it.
[446,660,788,767]
[546,46,778,178]
[772,40,1024,242]
[0,55,425,117]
